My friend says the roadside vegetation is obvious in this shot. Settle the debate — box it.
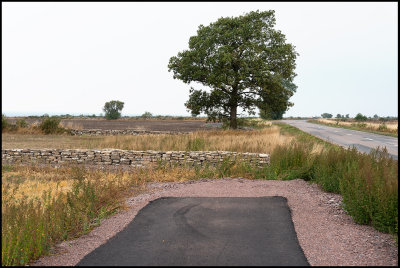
[2,119,398,266]
[315,112,398,136]
[308,118,398,137]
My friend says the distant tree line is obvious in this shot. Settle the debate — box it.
[319,112,397,121]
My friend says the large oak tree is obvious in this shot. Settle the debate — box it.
[168,10,298,128]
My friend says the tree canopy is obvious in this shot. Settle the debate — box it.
[103,100,124,120]
[321,113,333,119]
[168,10,298,128]
[355,113,368,121]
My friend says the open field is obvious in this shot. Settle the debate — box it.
[2,126,307,154]
[309,118,398,137]
[2,119,398,266]
[5,118,211,132]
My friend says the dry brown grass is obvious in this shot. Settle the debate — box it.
[1,133,104,149]
[59,121,84,130]
[2,163,210,265]
[7,127,43,135]
[2,125,295,154]
[2,164,213,204]
[316,119,398,133]
[85,126,292,153]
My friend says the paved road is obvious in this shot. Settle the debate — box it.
[78,197,309,266]
[280,120,398,160]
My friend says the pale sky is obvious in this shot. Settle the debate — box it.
[2,2,398,118]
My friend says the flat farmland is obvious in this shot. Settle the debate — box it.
[62,119,210,131]
[8,118,213,132]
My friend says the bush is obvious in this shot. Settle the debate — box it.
[141,111,153,119]
[355,113,368,121]
[378,124,388,131]
[40,117,62,134]
[16,119,28,128]
[2,114,9,131]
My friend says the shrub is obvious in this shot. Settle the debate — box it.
[16,119,28,128]
[378,124,388,131]
[141,111,153,119]
[355,113,368,121]
[40,117,62,134]
[2,114,9,131]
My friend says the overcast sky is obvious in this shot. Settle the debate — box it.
[2,2,398,117]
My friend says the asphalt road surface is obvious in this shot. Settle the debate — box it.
[77,197,309,266]
[280,120,398,160]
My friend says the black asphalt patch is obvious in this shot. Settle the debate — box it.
[77,197,309,266]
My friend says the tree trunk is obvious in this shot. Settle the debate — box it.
[230,105,237,129]
[230,83,239,129]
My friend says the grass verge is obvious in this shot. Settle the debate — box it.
[307,119,398,137]
[272,122,398,236]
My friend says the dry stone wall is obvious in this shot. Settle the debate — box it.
[2,149,270,168]
[69,129,189,136]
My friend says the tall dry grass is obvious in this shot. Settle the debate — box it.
[316,118,398,134]
[2,125,305,154]
[2,160,275,266]
[59,121,84,130]
[83,126,299,153]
